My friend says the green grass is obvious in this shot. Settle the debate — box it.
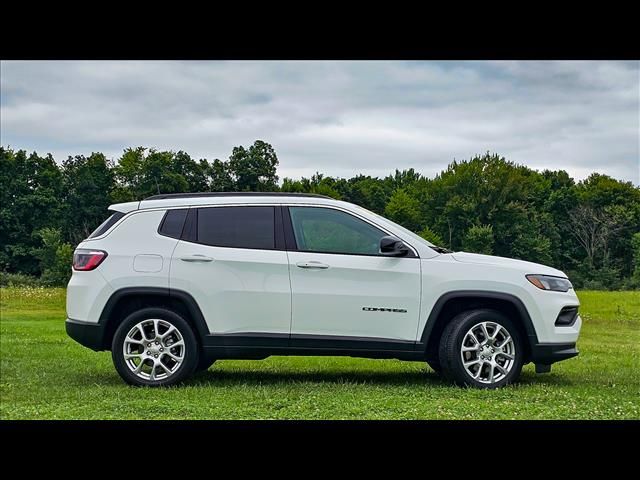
[1,287,638,419]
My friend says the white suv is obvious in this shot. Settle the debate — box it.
[66,193,581,388]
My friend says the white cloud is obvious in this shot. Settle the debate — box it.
[1,60,638,184]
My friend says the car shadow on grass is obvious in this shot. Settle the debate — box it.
[62,366,447,388]
[187,363,576,388]
[186,369,566,388]
[189,371,573,389]
[65,365,574,389]
[187,368,448,387]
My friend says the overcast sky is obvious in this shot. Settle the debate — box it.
[1,60,638,184]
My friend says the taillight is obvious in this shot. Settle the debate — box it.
[73,249,108,271]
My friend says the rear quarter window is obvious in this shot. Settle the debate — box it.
[88,211,125,239]
[158,209,188,239]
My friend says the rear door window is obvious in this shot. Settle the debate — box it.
[196,206,275,250]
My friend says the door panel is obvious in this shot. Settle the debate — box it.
[169,205,291,335]
[288,251,420,340]
[171,241,291,335]
[286,206,421,341]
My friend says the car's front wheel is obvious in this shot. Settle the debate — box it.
[112,307,199,387]
[438,309,524,389]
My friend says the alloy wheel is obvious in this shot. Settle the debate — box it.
[122,318,186,381]
[459,321,516,385]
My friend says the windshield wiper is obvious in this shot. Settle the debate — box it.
[430,245,453,254]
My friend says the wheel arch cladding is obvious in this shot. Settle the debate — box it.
[421,291,537,363]
[99,287,209,350]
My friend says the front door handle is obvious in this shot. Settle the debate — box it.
[180,254,214,262]
[296,261,329,269]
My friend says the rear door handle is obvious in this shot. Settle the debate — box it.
[180,254,214,262]
[296,261,329,269]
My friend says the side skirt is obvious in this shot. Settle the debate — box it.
[201,333,425,361]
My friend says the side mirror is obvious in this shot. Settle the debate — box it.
[379,235,410,257]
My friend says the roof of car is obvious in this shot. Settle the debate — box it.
[109,192,341,214]
[144,192,331,200]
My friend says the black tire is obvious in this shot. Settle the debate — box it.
[196,357,216,372]
[438,309,524,389]
[112,307,199,387]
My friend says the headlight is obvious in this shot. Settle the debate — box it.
[526,274,572,292]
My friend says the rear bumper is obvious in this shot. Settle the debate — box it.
[65,318,106,351]
[530,342,578,366]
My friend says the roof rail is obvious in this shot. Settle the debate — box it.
[143,192,332,201]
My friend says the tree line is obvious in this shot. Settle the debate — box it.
[1,140,639,289]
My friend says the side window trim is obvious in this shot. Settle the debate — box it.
[282,206,298,250]
[284,205,418,258]
[274,206,286,250]
[181,207,198,243]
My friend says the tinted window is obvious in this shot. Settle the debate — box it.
[88,211,125,239]
[158,209,188,239]
[289,207,386,255]
[197,206,275,250]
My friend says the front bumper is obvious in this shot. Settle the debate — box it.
[65,318,106,351]
[530,342,578,372]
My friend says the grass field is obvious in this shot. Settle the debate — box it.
[1,287,638,419]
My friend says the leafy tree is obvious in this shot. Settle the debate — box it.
[0,146,18,270]
[574,174,640,278]
[35,228,73,286]
[2,143,639,290]
[172,151,209,192]
[112,146,146,200]
[423,153,562,264]
[418,226,444,246]
[463,225,494,255]
[631,232,640,284]
[228,140,279,191]
[385,168,422,190]
[384,189,422,231]
[61,153,115,244]
[112,147,194,199]
[511,232,553,266]
[141,149,190,195]
[280,177,306,193]
[281,173,343,199]
[348,176,389,214]
[0,148,64,274]
[543,180,578,268]
[566,204,627,268]
[208,159,234,192]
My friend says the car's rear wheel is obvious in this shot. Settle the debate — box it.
[112,307,199,387]
[438,309,524,389]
